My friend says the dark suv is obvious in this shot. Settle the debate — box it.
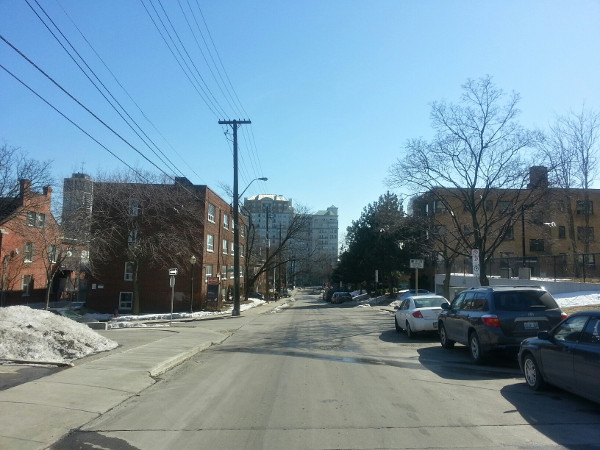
[438,286,567,363]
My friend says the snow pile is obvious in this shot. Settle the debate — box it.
[0,306,118,363]
[553,291,600,308]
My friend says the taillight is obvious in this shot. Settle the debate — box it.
[561,312,568,320]
[412,311,424,318]
[482,315,501,327]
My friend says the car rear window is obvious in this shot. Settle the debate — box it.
[414,297,447,308]
[493,291,559,311]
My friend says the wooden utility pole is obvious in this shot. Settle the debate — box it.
[218,119,251,316]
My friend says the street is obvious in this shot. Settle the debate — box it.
[53,291,600,449]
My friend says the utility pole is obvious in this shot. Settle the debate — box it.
[265,205,270,302]
[218,119,251,316]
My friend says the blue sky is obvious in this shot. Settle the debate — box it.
[2,1,599,245]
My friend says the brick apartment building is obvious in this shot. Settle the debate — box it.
[0,180,63,306]
[412,167,600,280]
[68,175,246,314]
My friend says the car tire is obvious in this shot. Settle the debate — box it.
[406,321,415,339]
[439,323,455,349]
[395,317,402,333]
[469,331,485,364]
[523,353,545,391]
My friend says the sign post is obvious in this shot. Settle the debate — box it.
[472,249,480,280]
[169,268,178,325]
[410,259,424,295]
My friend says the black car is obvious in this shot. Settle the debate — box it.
[519,311,600,404]
[438,285,567,363]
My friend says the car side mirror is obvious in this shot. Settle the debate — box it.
[537,331,550,340]
[441,303,450,310]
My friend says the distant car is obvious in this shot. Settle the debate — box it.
[331,292,352,304]
[396,289,431,301]
[248,292,264,300]
[395,294,449,338]
[519,311,600,404]
[438,285,567,363]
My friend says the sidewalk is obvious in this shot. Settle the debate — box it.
[0,300,284,450]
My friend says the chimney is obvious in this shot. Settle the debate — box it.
[43,186,53,197]
[19,179,31,197]
[528,166,548,189]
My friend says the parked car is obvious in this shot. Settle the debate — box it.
[518,310,600,404]
[438,285,567,363]
[396,289,431,301]
[248,292,264,300]
[331,291,352,304]
[395,294,449,338]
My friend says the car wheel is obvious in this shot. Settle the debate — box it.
[469,331,485,363]
[406,321,415,339]
[439,323,455,349]
[395,317,402,333]
[523,353,545,391]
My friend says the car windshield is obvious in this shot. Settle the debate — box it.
[493,291,559,311]
[413,297,447,308]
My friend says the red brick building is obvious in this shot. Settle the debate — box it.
[0,180,63,306]
[76,176,246,314]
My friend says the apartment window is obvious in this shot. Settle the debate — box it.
[221,265,227,279]
[241,225,245,238]
[558,226,566,239]
[24,242,34,262]
[129,198,139,217]
[48,245,57,263]
[529,239,545,252]
[207,234,214,252]
[577,254,596,267]
[124,262,134,281]
[577,200,593,215]
[223,239,228,254]
[223,214,229,229]
[498,201,513,213]
[27,211,46,228]
[22,275,33,296]
[119,292,133,310]
[485,200,493,212]
[240,244,245,257]
[230,242,235,255]
[128,230,138,246]
[208,204,216,223]
[503,226,514,241]
[205,264,213,280]
[577,227,594,242]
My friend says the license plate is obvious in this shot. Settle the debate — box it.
[524,321,539,330]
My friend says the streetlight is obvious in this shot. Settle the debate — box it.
[233,176,268,316]
[189,255,196,313]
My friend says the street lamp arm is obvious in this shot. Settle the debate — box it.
[239,177,268,200]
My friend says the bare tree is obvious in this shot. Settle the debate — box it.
[538,107,600,274]
[88,171,205,314]
[388,76,542,285]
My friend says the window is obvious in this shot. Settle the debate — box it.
[208,204,216,223]
[241,225,245,238]
[580,318,600,344]
[205,264,213,280]
[221,265,227,279]
[230,242,235,255]
[129,198,139,217]
[529,239,544,252]
[503,226,514,241]
[577,254,596,266]
[223,239,228,254]
[576,200,593,215]
[24,242,34,262]
[577,226,594,242]
[124,262,134,281]
[128,230,138,246]
[485,200,493,212]
[207,234,214,252]
[558,226,566,239]
[119,292,133,310]
[498,201,513,213]
[26,211,46,228]
[433,200,446,214]
[553,315,588,343]
[223,214,229,229]
[22,275,33,296]
[48,245,57,263]
[240,244,245,257]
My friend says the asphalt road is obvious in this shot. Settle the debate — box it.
[53,292,600,449]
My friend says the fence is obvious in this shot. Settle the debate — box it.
[443,252,600,282]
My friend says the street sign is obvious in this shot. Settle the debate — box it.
[410,259,424,269]
[169,268,178,276]
[472,249,480,277]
